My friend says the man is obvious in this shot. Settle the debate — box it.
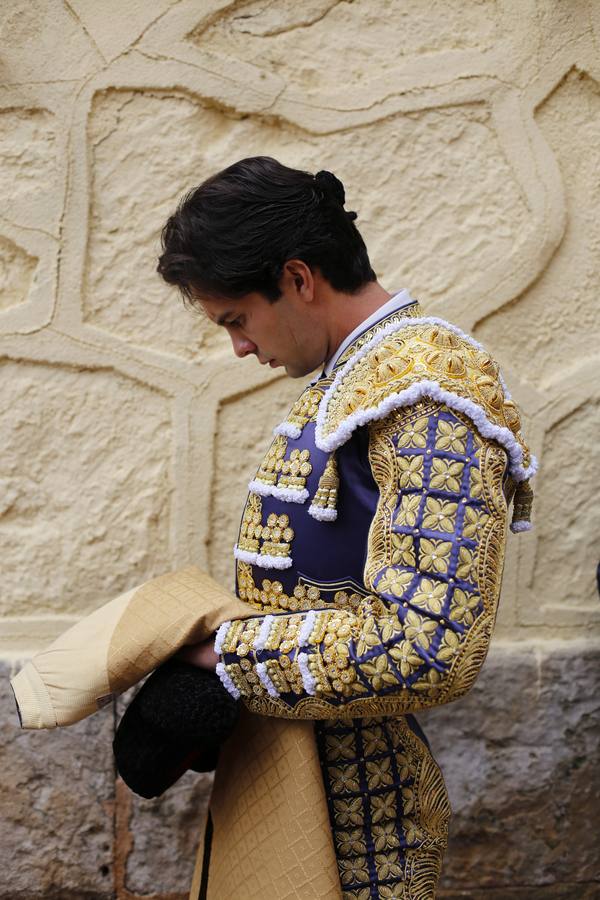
[155,155,536,899]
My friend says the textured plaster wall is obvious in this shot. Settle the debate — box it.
[1,2,599,898]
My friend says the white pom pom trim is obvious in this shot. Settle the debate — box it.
[273,422,302,439]
[214,620,231,655]
[297,652,317,696]
[216,662,241,700]
[256,662,279,698]
[233,545,293,570]
[308,504,338,522]
[317,371,537,483]
[298,610,317,646]
[254,615,274,651]
[248,480,309,504]
[510,520,533,533]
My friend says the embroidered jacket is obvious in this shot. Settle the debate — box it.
[215,301,535,721]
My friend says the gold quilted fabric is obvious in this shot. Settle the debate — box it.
[204,708,342,899]
[10,566,250,729]
[107,566,250,693]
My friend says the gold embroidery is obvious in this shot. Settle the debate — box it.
[429,457,464,493]
[333,300,421,371]
[237,493,263,554]
[319,715,449,899]
[422,497,458,533]
[394,493,422,528]
[396,414,429,449]
[236,560,367,614]
[376,566,413,599]
[279,384,327,434]
[390,533,416,567]
[469,464,483,498]
[411,579,448,615]
[456,545,477,583]
[255,434,287,486]
[236,495,295,562]
[279,447,313,491]
[319,318,534,477]
[435,418,468,453]
[311,451,340,513]
[418,538,453,575]
[403,610,439,650]
[397,454,424,489]
[449,588,480,626]
[462,505,490,540]
[234,404,508,721]
[511,477,534,529]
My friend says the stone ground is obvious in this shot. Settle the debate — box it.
[2,639,598,899]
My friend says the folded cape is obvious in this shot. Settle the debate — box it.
[10,566,251,729]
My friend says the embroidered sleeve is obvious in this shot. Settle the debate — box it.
[216,401,509,720]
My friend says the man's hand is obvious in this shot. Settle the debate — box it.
[174,636,218,671]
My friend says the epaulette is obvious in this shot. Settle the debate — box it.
[314,316,537,532]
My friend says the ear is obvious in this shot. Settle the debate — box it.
[282,259,314,302]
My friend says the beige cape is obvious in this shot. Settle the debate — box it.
[9,566,340,898]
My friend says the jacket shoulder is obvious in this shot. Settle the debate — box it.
[315,318,535,482]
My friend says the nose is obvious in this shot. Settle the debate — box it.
[230,332,258,359]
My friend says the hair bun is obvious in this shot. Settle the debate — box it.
[315,169,346,207]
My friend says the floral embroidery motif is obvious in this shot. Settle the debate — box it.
[455,545,478,582]
[411,579,448,615]
[316,715,450,899]
[375,567,413,599]
[403,610,439,650]
[390,533,416,567]
[429,457,465,493]
[462,505,490,540]
[388,640,423,679]
[418,538,453,575]
[397,454,424,489]
[449,588,481,626]
[422,497,458,533]
[469,464,483,499]
[435,418,468,454]
[393,493,422,528]
[396,415,429,449]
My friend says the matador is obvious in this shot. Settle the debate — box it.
[10,156,535,900]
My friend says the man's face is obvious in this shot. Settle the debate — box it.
[196,266,329,378]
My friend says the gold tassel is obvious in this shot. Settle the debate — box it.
[308,452,339,521]
[510,479,534,533]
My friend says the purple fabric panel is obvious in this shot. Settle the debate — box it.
[235,420,379,599]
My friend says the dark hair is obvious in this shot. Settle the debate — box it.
[156,156,376,304]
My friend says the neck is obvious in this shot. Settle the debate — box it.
[323,281,394,363]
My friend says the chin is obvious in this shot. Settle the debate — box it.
[284,363,316,378]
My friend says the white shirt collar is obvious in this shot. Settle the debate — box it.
[322,288,414,377]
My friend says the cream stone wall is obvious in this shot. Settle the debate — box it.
[1,2,599,898]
